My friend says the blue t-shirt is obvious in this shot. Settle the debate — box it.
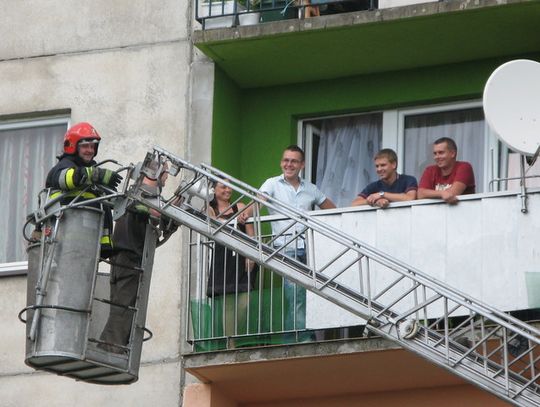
[359,174,418,198]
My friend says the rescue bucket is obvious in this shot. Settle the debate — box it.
[25,207,102,365]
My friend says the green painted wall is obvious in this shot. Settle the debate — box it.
[211,67,242,176]
[212,55,538,189]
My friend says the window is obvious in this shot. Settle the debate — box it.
[400,105,487,192]
[0,118,67,274]
[301,100,503,203]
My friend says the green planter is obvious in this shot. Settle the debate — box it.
[190,286,290,351]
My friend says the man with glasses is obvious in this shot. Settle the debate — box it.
[258,145,335,333]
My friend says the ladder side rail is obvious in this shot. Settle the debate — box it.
[175,157,491,326]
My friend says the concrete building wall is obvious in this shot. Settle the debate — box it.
[0,1,211,405]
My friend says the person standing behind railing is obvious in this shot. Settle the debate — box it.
[417,137,475,204]
[255,145,336,333]
[351,148,417,208]
[206,181,257,338]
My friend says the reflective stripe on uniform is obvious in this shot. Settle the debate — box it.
[102,170,111,185]
[84,167,94,185]
[58,168,76,190]
[65,168,76,189]
[134,204,150,214]
[100,235,112,245]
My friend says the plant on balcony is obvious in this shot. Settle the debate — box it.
[237,0,261,11]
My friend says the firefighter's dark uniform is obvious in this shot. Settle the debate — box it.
[98,182,179,351]
[99,203,150,349]
[46,154,114,256]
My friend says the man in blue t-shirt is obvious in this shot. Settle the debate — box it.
[351,148,417,209]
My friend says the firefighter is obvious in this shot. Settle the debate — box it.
[99,163,178,352]
[46,122,122,257]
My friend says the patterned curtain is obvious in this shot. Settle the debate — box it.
[315,114,382,207]
[0,123,65,264]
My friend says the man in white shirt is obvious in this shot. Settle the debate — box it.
[258,145,336,332]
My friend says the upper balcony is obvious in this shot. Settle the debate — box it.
[192,0,540,89]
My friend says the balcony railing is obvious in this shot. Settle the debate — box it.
[186,225,345,352]
[195,0,377,29]
[184,189,540,353]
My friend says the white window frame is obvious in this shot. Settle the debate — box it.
[394,100,499,192]
[302,122,320,183]
[299,100,502,193]
[298,110,384,183]
[0,116,69,277]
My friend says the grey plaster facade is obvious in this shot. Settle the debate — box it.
[0,1,214,405]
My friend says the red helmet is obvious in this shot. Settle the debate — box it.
[63,122,101,155]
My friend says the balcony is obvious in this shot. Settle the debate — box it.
[182,188,540,405]
[195,0,378,30]
[184,188,540,354]
[193,0,540,88]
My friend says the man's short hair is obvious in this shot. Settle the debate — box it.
[434,137,457,152]
[374,148,398,164]
[284,145,305,162]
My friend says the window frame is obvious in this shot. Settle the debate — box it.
[299,100,502,193]
[0,116,69,277]
[298,110,384,183]
[394,100,499,192]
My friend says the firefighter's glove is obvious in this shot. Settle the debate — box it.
[92,168,123,190]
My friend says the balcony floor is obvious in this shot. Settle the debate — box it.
[183,337,510,404]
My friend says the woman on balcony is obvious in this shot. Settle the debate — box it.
[206,181,258,339]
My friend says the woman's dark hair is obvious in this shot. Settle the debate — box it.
[209,179,229,215]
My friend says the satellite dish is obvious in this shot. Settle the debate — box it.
[483,59,540,156]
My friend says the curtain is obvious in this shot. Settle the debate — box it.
[315,114,382,207]
[403,108,485,192]
[0,124,64,263]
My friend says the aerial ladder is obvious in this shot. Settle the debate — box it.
[21,145,540,405]
[133,146,540,406]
